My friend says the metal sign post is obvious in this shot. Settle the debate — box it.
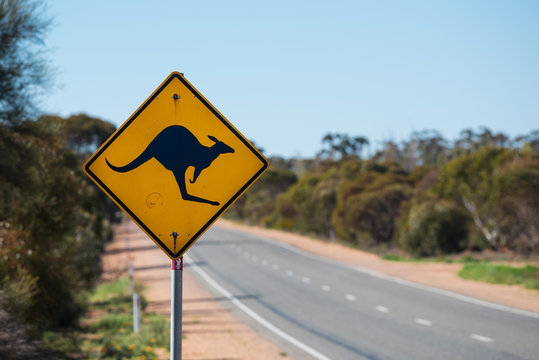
[170,256,183,360]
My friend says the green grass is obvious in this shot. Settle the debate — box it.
[44,277,169,359]
[459,263,539,290]
[381,253,458,263]
[383,253,539,290]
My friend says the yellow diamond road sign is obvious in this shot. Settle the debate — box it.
[84,72,268,259]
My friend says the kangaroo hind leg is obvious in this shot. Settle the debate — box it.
[172,171,220,206]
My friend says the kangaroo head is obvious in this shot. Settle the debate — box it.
[189,135,235,185]
[208,135,235,155]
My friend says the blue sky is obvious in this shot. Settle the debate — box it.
[43,0,539,158]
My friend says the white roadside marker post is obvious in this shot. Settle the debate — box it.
[133,293,140,333]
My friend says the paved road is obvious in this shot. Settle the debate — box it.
[186,225,539,360]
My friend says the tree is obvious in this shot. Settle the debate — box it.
[39,114,116,156]
[402,130,448,169]
[452,127,512,157]
[318,132,370,159]
[373,140,402,165]
[435,147,539,252]
[1,115,119,327]
[515,130,539,153]
[333,172,411,245]
[0,0,51,125]
[453,128,478,156]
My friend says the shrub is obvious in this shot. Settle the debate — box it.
[333,172,411,245]
[0,116,116,329]
[226,168,297,224]
[397,199,469,257]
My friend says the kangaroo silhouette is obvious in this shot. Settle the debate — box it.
[106,125,234,206]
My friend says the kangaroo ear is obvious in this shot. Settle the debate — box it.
[208,135,218,143]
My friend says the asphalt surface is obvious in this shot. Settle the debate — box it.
[186,225,539,360]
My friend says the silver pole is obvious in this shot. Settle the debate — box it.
[170,257,183,360]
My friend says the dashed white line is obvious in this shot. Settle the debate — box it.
[236,224,539,320]
[302,277,311,284]
[262,260,268,266]
[415,318,432,326]
[345,294,356,302]
[252,256,259,262]
[321,285,331,292]
[272,264,280,270]
[471,334,493,343]
[287,270,294,276]
[376,305,389,313]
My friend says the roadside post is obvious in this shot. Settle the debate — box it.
[83,72,268,360]
[133,293,141,333]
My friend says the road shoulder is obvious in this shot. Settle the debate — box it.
[103,219,289,360]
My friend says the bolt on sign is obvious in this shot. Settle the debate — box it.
[84,72,268,259]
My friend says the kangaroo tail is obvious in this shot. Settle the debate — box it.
[106,149,153,173]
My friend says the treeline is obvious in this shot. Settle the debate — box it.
[227,128,539,257]
[0,114,117,332]
[1,3,122,351]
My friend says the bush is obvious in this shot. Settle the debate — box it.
[397,199,469,257]
[273,159,365,236]
[0,116,116,329]
[273,170,336,235]
[333,172,411,245]
[226,168,297,224]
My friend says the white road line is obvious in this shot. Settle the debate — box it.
[376,305,389,313]
[345,294,356,302]
[272,264,280,270]
[231,229,539,320]
[252,256,258,262]
[415,318,432,326]
[321,285,331,291]
[262,260,268,266]
[471,334,493,343]
[287,270,294,276]
[185,255,333,360]
[302,277,311,284]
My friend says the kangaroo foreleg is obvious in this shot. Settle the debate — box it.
[173,171,219,206]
